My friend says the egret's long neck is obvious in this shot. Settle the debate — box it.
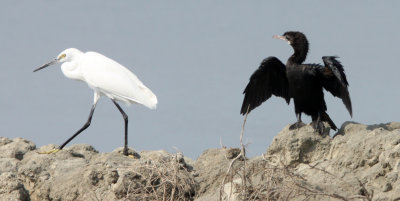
[61,59,84,81]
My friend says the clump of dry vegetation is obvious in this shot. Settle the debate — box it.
[220,154,373,201]
[121,154,197,201]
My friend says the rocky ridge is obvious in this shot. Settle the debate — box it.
[1,121,400,201]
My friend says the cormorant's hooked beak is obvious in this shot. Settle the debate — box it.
[273,35,291,45]
[33,59,58,72]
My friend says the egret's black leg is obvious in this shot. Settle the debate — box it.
[58,104,97,150]
[311,112,325,135]
[112,100,129,156]
[289,113,305,130]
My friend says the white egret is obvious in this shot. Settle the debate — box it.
[34,48,157,156]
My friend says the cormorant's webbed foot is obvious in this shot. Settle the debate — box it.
[289,121,306,130]
[311,121,325,135]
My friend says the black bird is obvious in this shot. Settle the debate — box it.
[240,31,352,134]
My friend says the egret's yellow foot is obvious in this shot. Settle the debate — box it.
[128,154,135,159]
[39,149,60,154]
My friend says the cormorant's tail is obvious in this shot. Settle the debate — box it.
[321,112,337,131]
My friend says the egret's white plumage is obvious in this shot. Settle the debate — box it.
[57,48,157,109]
[34,48,157,156]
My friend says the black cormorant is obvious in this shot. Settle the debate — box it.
[241,31,352,134]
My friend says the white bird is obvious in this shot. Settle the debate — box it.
[34,48,157,156]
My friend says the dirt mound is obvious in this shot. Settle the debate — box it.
[1,122,400,200]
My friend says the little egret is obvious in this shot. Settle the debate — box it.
[34,48,157,156]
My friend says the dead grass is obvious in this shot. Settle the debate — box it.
[122,153,197,201]
[235,154,373,201]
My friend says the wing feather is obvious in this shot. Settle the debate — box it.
[81,52,157,109]
[240,57,289,115]
[320,56,352,116]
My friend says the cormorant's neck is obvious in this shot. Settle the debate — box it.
[287,41,308,65]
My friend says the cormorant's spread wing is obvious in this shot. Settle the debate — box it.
[241,57,290,115]
[320,56,352,117]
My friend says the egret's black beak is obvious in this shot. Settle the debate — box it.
[33,59,58,72]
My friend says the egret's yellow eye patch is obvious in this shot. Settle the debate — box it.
[58,54,66,60]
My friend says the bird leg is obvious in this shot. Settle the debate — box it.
[112,100,129,156]
[58,103,97,150]
[289,113,305,130]
[311,113,325,135]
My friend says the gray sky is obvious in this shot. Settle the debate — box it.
[0,1,399,159]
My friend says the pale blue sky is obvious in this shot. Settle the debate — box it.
[0,1,399,159]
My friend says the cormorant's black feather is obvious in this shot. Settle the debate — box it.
[320,56,352,117]
[240,57,289,115]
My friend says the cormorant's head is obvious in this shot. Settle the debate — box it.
[273,31,309,64]
[273,31,308,48]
